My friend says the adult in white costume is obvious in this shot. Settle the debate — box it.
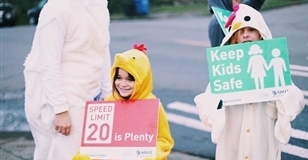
[23,0,111,159]
[194,4,305,160]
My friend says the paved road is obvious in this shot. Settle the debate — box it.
[1,2,308,160]
[0,132,210,160]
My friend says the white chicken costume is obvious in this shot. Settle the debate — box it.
[194,4,305,160]
[23,0,111,159]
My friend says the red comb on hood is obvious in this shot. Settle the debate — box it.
[224,4,240,28]
[133,44,147,53]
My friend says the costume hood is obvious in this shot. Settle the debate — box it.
[221,4,272,46]
[106,44,155,100]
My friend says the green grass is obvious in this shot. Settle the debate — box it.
[110,3,209,20]
[9,0,308,25]
[262,0,308,9]
[110,0,308,20]
[150,3,208,14]
[149,0,308,14]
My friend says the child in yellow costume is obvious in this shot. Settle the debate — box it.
[73,44,174,160]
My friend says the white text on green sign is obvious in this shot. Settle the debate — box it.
[206,37,292,94]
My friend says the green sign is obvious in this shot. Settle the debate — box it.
[206,37,292,105]
[211,6,231,35]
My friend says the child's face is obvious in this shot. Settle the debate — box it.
[115,68,135,98]
[237,27,261,43]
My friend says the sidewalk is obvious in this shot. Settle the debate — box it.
[0,132,211,160]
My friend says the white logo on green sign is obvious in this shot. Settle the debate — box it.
[206,37,292,94]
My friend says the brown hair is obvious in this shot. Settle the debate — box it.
[112,67,135,100]
[228,30,240,45]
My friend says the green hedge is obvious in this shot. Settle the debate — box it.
[3,0,308,25]
[4,0,181,24]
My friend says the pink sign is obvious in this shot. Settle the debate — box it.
[80,99,159,159]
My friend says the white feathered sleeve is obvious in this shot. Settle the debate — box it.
[274,84,305,144]
[194,84,226,143]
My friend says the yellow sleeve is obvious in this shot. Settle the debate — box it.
[71,152,91,160]
[145,103,174,160]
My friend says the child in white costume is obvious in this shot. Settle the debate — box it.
[23,0,111,159]
[194,4,305,160]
